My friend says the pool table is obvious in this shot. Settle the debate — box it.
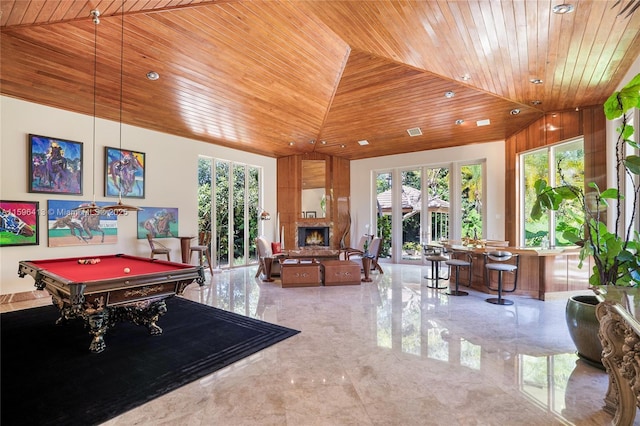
[18,254,205,353]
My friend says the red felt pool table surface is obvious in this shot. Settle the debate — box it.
[23,254,196,283]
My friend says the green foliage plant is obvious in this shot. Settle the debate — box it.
[530,74,640,287]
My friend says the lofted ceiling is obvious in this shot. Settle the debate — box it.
[1,0,640,160]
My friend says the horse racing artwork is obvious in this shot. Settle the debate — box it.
[29,134,83,195]
[47,200,118,247]
[0,200,39,247]
[137,207,179,239]
[105,147,145,198]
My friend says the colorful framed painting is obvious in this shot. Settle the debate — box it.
[137,207,179,239]
[47,199,118,247]
[28,134,83,195]
[0,200,39,247]
[105,147,145,198]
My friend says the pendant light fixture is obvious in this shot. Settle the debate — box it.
[73,9,102,215]
[103,1,142,215]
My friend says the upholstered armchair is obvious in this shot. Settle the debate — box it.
[255,236,283,279]
[341,235,367,260]
[346,236,384,274]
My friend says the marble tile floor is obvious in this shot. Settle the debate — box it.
[4,263,638,425]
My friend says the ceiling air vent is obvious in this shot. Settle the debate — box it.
[407,127,422,137]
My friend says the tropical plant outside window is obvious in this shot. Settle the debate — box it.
[422,167,451,244]
[521,138,584,247]
[401,169,422,259]
[461,163,483,240]
[198,157,260,269]
[376,171,392,258]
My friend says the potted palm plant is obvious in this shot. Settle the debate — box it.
[530,73,640,367]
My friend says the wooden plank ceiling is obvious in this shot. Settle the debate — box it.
[2,0,640,160]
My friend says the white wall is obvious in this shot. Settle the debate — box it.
[0,97,277,295]
[350,141,506,251]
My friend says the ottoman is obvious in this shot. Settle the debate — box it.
[280,259,321,287]
[321,260,361,286]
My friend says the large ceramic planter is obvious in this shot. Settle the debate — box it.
[565,294,604,369]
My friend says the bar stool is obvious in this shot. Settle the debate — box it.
[445,251,472,296]
[423,245,449,289]
[484,251,519,305]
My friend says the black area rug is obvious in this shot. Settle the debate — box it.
[1,297,299,426]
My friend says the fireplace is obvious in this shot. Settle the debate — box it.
[298,226,330,247]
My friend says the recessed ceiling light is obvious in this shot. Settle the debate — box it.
[444,91,455,98]
[146,71,159,81]
[340,144,346,148]
[460,74,471,81]
[289,141,295,146]
[531,100,542,105]
[552,4,575,14]
[358,140,369,146]
[510,109,521,115]
[407,127,422,137]
[455,119,464,125]
[529,78,543,84]
[476,119,491,127]
[309,139,315,144]
[320,140,327,145]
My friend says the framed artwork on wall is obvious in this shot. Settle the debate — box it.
[28,134,83,195]
[306,211,316,218]
[105,147,145,198]
[0,200,39,247]
[47,199,118,247]
[137,207,179,239]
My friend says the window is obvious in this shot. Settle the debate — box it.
[373,162,479,262]
[521,138,585,247]
[198,157,262,269]
[461,162,483,240]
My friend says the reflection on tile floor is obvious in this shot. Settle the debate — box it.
[7,263,640,425]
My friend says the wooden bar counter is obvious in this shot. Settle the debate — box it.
[442,242,591,300]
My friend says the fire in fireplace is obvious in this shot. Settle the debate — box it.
[298,226,330,247]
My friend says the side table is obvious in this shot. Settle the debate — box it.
[362,255,373,282]
[262,257,274,282]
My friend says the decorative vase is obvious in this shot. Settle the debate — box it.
[565,294,604,369]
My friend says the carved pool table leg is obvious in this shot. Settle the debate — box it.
[87,311,108,353]
[142,300,168,335]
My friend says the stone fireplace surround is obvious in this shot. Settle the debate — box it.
[296,221,332,248]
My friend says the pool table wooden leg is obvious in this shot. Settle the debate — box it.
[87,311,108,353]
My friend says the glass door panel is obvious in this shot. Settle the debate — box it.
[232,165,246,266]
[376,171,392,261]
[215,160,230,269]
[425,167,450,246]
[197,156,213,265]
[401,169,422,263]
[248,166,259,264]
